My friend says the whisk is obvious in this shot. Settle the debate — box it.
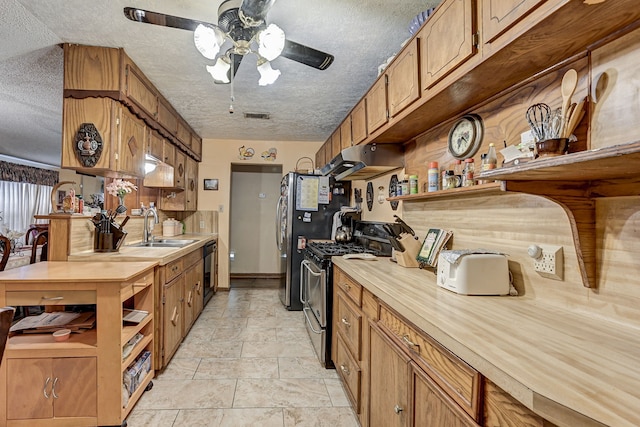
[526,103,551,141]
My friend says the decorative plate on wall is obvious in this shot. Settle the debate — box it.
[366,182,374,211]
[389,174,399,211]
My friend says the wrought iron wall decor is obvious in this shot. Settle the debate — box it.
[74,123,103,167]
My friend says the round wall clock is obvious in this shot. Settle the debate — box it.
[366,182,374,211]
[447,114,484,160]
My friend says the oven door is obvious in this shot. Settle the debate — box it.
[303,305,326,365]
[301,259,327,327]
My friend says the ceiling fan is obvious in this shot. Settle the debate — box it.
[123,0,334,86]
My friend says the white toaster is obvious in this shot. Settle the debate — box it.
[436,253,510,295]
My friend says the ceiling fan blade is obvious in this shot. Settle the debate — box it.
[239,0,276,27]
[123,7,219,32]
[280,40,334,70]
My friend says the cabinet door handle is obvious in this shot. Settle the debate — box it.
[394,404,404,414]
[340,364,350,376]
[341,317,351,328]
[43,377,51,398]
[343,283,351,292]
[402,334,419,350]
[187,290,193,307]
[171,306,179,325]
[42,296,64,301]
[195,281,201,294]
[52,377,59,399]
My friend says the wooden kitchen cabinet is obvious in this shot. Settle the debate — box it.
[174,150,186,189]
[351,99,368,145]
[158,154,198,212]
[185,156,198,211]
[369,321,410,427]
[157,97,178,136]
[331,129,342,159]
[6,357,97,421]
[410,362,479,427]
[340,116,353,149]
[123,55,158,122]
[146,129,164,161]
[158,248,204,368]
[482,0,546,44]
[0,261,156,427]
[387,38,420,117]
[61,97,146,178]
[419,0,476,91]
[366,76,388,135]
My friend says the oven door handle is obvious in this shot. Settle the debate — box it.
[303,307,323,334]
[300,259,324,305]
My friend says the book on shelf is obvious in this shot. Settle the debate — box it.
[416,228,453,268]
[10,311,95,333]
[123,308,149,324]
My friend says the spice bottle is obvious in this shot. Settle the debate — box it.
[409,175,418,194]
[427,162,439,192]
[481,143,498,172]
[462,158,475,187]
[401,175,409,195]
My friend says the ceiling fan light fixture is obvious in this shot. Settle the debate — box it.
[194,24,225,60]
[257,59,280,86]
[257,23,285,61]
[206,57,231,83]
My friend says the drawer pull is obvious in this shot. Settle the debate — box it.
[402,334,419,350]
[394,404,404,414]
[42,296,64,301]
[43,377,51,398]
[341,317,351,328]
[340,364,350,376]
[171,306,179,325]
[344,283,351,291]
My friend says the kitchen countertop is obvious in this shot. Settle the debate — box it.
[67,233,217,265]
[333,256,640,427]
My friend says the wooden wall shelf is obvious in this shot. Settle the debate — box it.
[478,140,640,289]
[387,182,504,202]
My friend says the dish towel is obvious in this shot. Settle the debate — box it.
[331,206,360,240]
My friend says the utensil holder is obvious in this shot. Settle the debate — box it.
[535,138,569,158]
[94,231,115,252]
[395,234,422,268]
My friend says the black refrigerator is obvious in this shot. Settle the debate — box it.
[276,172,350,310]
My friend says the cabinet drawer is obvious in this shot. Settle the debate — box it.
[335,269,362,306]
[182,247,202,269]
[379,304,480,419]
[6,290,96,306]
[121,269,154,301]
[336,292,362,362]
[164,259,184,284]
[335,334,361,413]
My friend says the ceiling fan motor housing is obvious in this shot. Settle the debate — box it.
[218,0,264,43]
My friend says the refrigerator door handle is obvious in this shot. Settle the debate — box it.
[275,195,283,251]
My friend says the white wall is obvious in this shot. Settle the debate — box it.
[199,139,323,289]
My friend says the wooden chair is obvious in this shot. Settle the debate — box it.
[0,235,10,272]
[30,230,48,264]
[24,224,48,246]
[0,307,15,363]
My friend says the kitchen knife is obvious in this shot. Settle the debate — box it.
[383,224,405,252]
[394,215,415,235]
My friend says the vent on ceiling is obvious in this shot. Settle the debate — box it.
[244,112,271,120]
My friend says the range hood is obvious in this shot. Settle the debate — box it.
[321,144,404,181]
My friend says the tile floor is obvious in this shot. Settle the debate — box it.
[126,280,359,426]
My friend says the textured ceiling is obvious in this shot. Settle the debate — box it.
[0,0,441,167]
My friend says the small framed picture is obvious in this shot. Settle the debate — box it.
[204,179,218,191]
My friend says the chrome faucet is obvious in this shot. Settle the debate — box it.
[143,208,159,244]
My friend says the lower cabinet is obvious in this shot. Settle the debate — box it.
[159,248,204,368]
[369,322,410,427]
[6,357,97,421]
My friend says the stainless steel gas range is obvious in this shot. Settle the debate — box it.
[301,221,393,368]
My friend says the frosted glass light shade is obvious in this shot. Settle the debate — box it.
[206,57,231,83]
[257,61,280,86]
[257,23,285,61]
[194,24,224,60]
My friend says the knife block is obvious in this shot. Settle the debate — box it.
[395,234,421,268]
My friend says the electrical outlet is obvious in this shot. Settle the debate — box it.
[528,244,563,280]
[199,220,205,229]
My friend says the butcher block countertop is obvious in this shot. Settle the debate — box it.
[0,260,157,282]
[67,233,216,265]
[333,257,640,427]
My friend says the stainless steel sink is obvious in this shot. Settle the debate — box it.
[127,239,197,248]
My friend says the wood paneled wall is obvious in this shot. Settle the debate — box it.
[399,27,640,328]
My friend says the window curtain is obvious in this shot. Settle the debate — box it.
[0,161,58,236]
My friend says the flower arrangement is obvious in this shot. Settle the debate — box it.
[105,179,137,200]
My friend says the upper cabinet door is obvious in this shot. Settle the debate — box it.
[366,76,388,134]
[387,39,420,118]
[117,106,146,177]
[340,117,353,150]
[483,0,546,43]
[420,0,476,91]
[124,60,158,120]
[331,129,342,159]
[351,100,368,145]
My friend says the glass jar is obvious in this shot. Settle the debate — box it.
[462,158,475,187]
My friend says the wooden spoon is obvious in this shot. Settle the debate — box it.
[560,69,578,137]
[564,97,586,138]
